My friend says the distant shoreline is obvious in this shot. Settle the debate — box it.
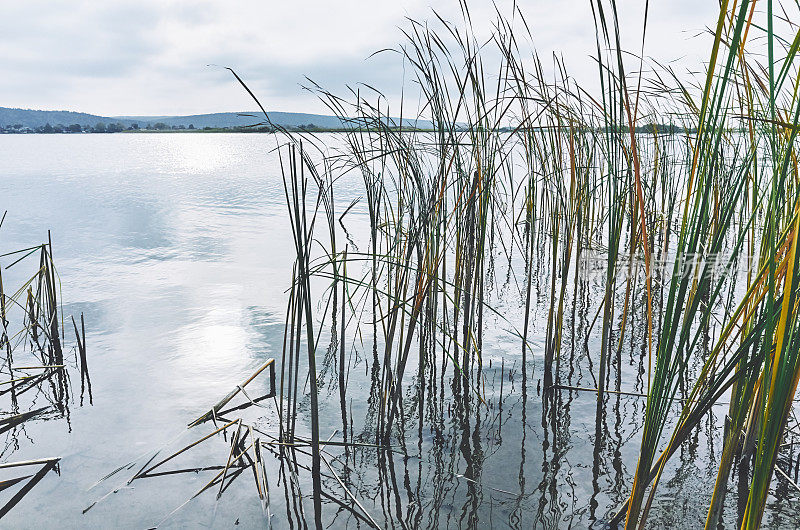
[0,127,438,135]
[1,126,709,135]
[0,106,437,133]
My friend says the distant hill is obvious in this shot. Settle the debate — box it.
[0,108,146,128]
[116,111,433,129]
[0,107,434,130]
[115,111,345,129]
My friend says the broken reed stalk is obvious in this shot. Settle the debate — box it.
[188,359,275,427]
[72,313,91,404]
[0,458,60,519]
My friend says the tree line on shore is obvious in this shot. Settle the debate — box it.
[0,122,340,134]
[0,122,201,133]
[0,121,720,135]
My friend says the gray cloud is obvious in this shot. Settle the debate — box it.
[0,0,722,116]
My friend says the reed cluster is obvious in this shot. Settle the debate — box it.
[85,0,800,526]
[0,219,91,518]
[243,0,800,527]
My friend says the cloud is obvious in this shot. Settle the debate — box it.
[0,0,722,116]
[0,2,161,76]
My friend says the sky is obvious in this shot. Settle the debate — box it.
[0,0,721,117]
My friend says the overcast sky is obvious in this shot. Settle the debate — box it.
[0,0,720,117]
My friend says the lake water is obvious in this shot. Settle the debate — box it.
[1,133,799,528]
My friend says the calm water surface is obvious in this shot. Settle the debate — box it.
[1,133,798,529]
[2,133,296,527]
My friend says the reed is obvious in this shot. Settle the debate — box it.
[204,0,800,526]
